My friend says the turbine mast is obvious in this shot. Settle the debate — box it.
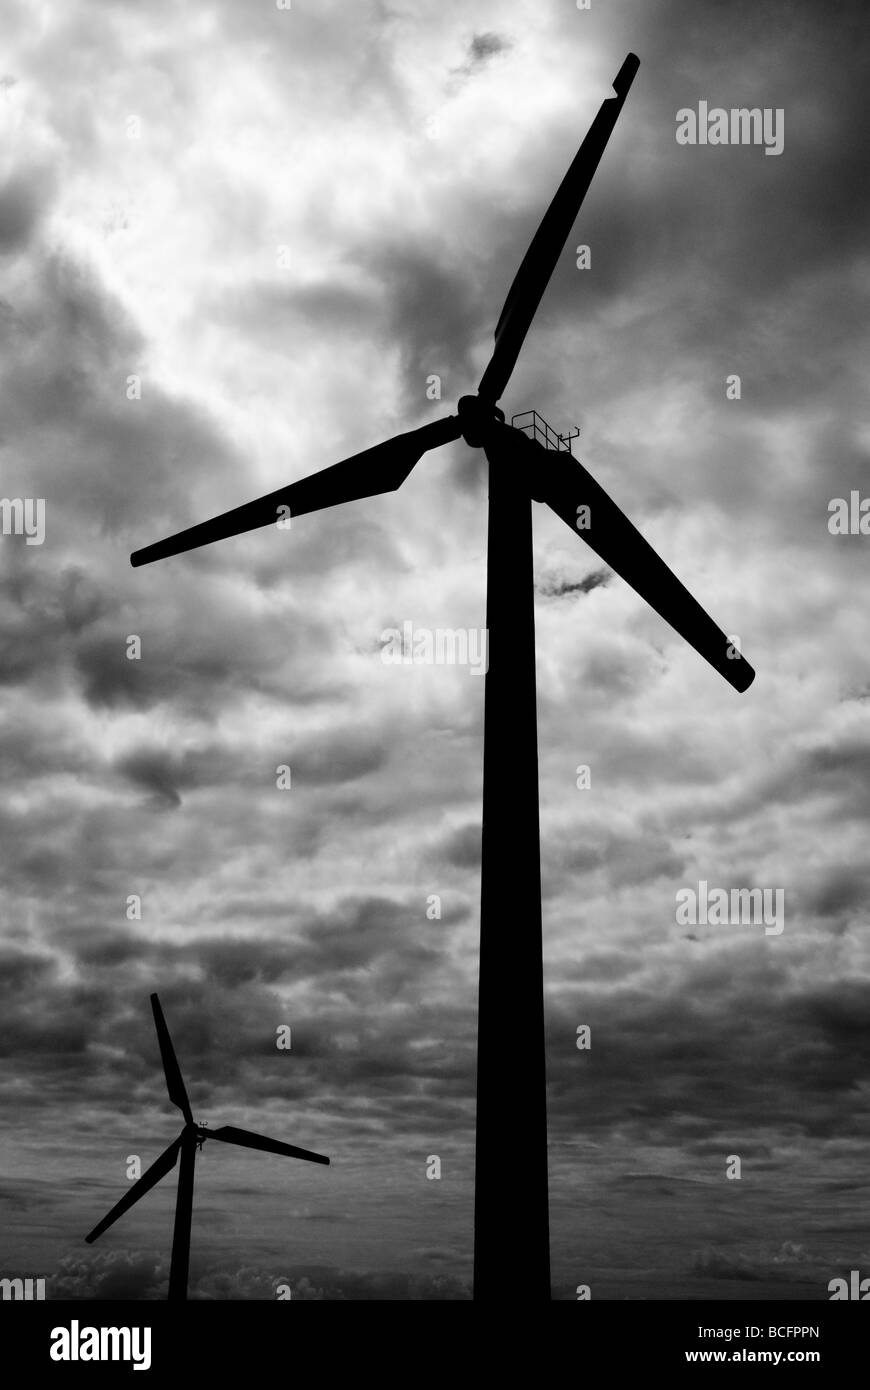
[474,441,550,1300]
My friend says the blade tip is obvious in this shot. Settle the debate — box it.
[614,53,640,95]
[131,546,163,568]
[731,661,756,693]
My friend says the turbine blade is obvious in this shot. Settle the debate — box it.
[131,415,462,567]
[478,53,640,404]
[489,424,755,692]
[151,994,193,1125]
[168,1134,195,1302]
[85,1136,183,1243]
[207,1125,330,1165]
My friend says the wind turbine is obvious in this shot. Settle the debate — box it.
[129,53,755,1301]
[85,994,329,1301]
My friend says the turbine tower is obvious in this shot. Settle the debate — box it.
[85,994,329,1301]
[129,53,754,1300]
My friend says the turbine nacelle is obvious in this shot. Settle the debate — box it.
[457,394,505,449]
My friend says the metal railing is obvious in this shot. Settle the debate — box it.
[510,410,579,455]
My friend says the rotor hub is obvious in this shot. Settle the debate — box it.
[457,395,505,449]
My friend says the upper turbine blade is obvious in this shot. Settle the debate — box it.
[130,415,462,567]
[85,1136,183,1243]
[488,424,755,692]
[206,1125,330,1165]
[478,53,640,404]
[151,994,194,1126]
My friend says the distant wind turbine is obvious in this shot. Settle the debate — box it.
[129,53,754,1299]
[85,994,329,1301]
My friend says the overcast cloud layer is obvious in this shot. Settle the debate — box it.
[1,0,869,1300]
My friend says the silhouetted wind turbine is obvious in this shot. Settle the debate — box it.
[85,994,329,1301]
[130,53,754,1300]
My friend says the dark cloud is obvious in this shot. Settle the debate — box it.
[209,278,380,356]
[353,241,481,410]
[115,748,185,809]
[0,166,53,252]
[440,822,480,868]
[466,33,511,71]
[544,955,870,1147]
[290,729,388,786]
[540,569,611,597]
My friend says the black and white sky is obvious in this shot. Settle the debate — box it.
[1,0,869,1300]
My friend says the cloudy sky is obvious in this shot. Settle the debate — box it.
[1,0,869,1301]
